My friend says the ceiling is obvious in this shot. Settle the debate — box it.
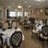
[1,0,48,8]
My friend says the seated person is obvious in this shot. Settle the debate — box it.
[2,22,9,30]
[35,23,44,32]
[11,20,17,29]
[39,24,48,39]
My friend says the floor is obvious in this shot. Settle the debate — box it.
[22,29,43,48]
[18,24,43,48]
[3,23,48,48]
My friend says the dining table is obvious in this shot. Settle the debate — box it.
[0,27,24,47]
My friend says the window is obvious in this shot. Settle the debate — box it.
[17,11,23,17]
[9,11,16,17]
[24,12,28,16]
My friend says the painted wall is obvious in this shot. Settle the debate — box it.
[0,5,48,20]
[30,8,48,19]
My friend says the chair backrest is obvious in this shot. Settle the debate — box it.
[10,31,22,47]
[0,36,3,47]
[3,22,9,29]
[42,25,48,36]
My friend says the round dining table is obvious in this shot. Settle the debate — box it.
[0,27,24,47]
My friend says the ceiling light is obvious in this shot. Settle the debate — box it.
[34,0,45,2]
[25,1,27,4]
[18,6,22,8]
[40,9,43,12]
[15,9,17,11]
[28,5,31,8]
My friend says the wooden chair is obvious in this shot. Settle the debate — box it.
[10,31,22,48]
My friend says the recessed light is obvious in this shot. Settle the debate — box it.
[25,1,27,4]
[18,5,22,8]
[40,9,43,12]
[34,0,45,2]
[15,9,17,11]
[28,5,31,8]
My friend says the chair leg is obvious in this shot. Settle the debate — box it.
[12,46,18,48]
[31,33,37,39]
[42,41,44,48]
[0,46,3,48]
[6,45,10,48]
[42,40,48,48]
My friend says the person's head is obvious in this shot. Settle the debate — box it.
[12,20,16,29]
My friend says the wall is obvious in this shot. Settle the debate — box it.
[31,8,48,20]
[1,5,48,20]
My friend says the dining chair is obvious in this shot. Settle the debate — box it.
[10,31,22,48]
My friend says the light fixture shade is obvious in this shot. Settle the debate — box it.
[18,6,22,8]
[40,9,43,12]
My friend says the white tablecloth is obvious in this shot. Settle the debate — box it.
[0,28,24,46]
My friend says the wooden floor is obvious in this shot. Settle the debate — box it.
[22,29,43,48]
[18,24,43,48]
[4,23,48,48]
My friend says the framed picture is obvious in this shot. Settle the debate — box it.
[45,8,48,15]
